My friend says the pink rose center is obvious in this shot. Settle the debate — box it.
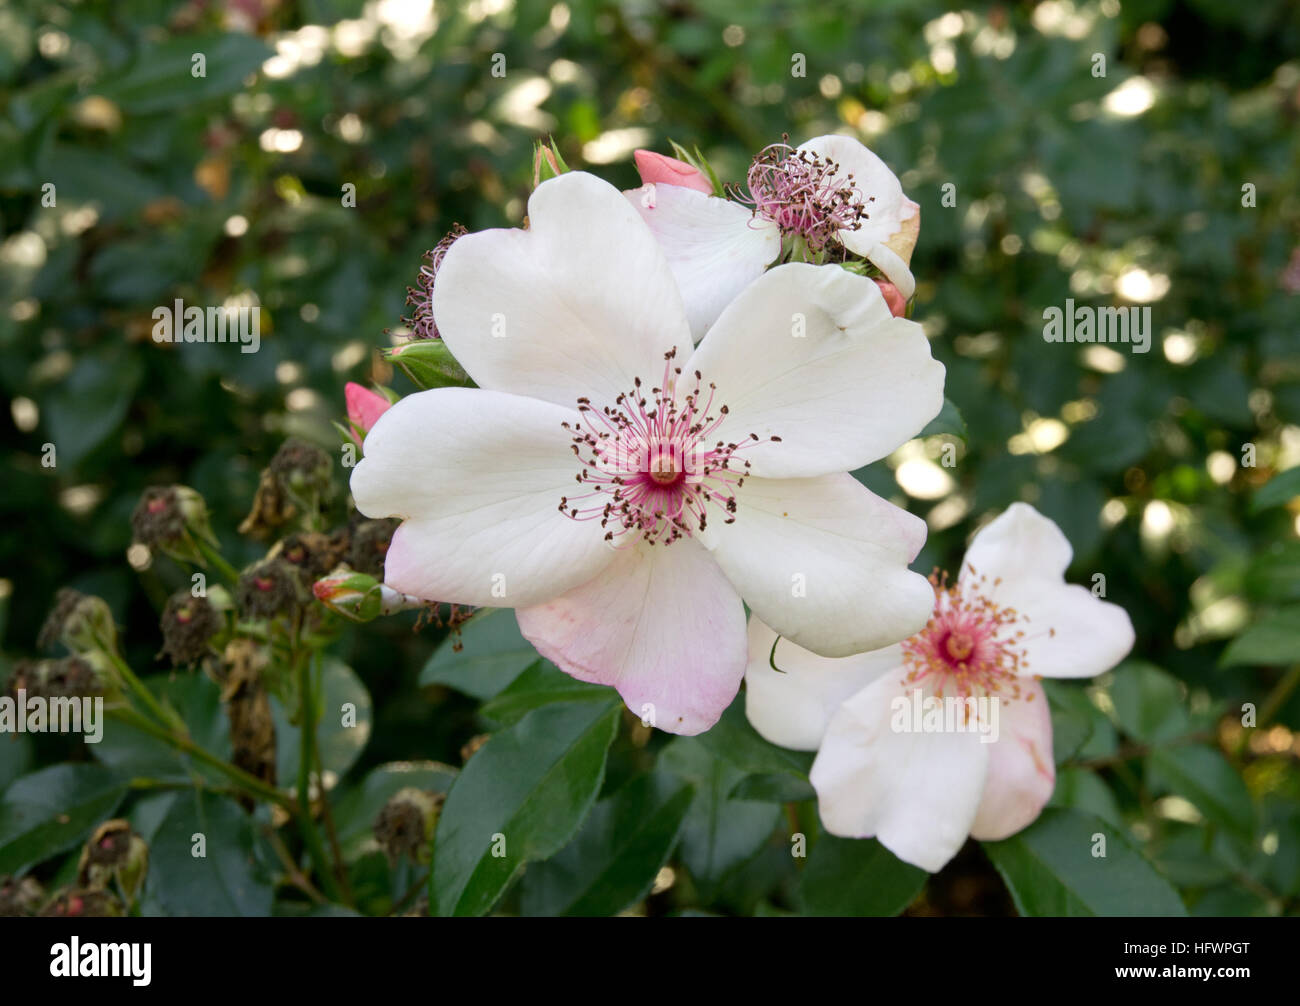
[902,567,1052,701]
[559,348,779,545]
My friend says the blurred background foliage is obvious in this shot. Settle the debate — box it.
[1,0,1299,916]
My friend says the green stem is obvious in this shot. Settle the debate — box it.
[127,776,240,801]
[100,641,187,734]
[312,705,353,902]
[195,537,241,585]
[264,828,328,905]
[108,707,292,810]
[293,637,348,905]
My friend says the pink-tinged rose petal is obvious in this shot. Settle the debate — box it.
[352,387,615,609]
[624,182,780,341]
[634,149,714,194]
[810,673,990,872]
[970,680,1056,841]
[874,278,907,317]
[516,538,747,735]
[345,382,391,433]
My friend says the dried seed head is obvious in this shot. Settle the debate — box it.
[403,224,468,340]
[738,139,870,254]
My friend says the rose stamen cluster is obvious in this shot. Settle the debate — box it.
[740,141,869,253]
[559,349,778,546]
[900,567,1050,702]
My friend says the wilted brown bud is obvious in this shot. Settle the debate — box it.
[275,530,348,582]
[460,733,490,763]
[347,519,398,576]
[0,875,45,917]
[39,888,124,918]
[37,589,117,656]
[237,558,308,620]
[7,656,104,701]
[239,439,335,538]
[130,485,217,563]
[269,438,334,499]
[220,639,277,795]
[77,819,149,900]
[373,788,444,865]
[158,589,225,666]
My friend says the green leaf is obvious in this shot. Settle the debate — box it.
[0,763,126,874]
[1244,542,1300,603]
[431,698,621,917]
[1251,466,1300,513]
[697,699,815,789]
[1151,823,1235,888]
[96,34,272,114]
[0,734,33,795]
[1107,661,1189,741]
[1219,606,1300,667]
[332,760,457,861]
[519,773,694,916]
[1148,746,1254,841]
[800,836,926,916]
[41,347,144,468]
[273,656,372,783]
[1049,767,1122,826]
[984,808,1186,916]
[1043,680,1096,764]
[144,790,273,917]
[919,397,967,439]
[659,736,782,895]
[1191,884,1271,917]
[419,608,538,700]
[479,659,615,726]
[729,773,816,802]
[40,144,163,222]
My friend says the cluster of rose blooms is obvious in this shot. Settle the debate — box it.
[322,135,1135,873]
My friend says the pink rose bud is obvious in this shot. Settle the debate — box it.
[345,382,391,433]
[313,567,422,622]
[874,278,908,318]
[633,150,713,194]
